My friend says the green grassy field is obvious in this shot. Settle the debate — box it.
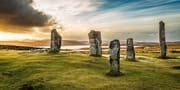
[0,50,180,90]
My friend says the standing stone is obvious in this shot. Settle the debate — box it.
[107,39,120,76]
[88,30,102,56]
[159,21,167,58]
[50,29,62,53]
[126,38,135,60]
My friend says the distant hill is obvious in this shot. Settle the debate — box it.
[0,45,42,50]
[0,40,89,47]
[103,41,180,47]
[130,41,180,47]
[0,40,179,50]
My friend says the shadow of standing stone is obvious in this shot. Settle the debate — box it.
[1,71,13,77]
[172,66,180,70]
[107,39,121,76]
[88,30,102,57]
[19,79,46,90]
[49,29,62,53]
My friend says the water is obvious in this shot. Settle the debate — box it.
[40,45,89,50]
[39,45,141,50]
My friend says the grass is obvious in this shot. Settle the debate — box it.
[0,50,180,90]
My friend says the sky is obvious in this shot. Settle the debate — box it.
[0,0,180,44]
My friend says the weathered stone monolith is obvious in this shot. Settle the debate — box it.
[159,21,167,58]
[88,30,102,56]
[50,29,62,53]
[126,38,135,60]
[107,39,120,76]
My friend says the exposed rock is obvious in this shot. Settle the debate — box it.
[107,39,120,76]
[159,21,167,58]
[29,49,48,53]
[88,30,102,56]
[126,38,135,60]
[50,29,62,53]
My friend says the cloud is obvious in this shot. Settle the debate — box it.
[0,0,55,27]
[0,0,179,41]
[34,0,104,16]
[57,0,180,41]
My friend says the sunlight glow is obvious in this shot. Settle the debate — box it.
[0,32,32,41]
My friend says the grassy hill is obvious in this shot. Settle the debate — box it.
[0,50,180,90]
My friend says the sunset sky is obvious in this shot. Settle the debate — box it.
[0,0,180,45]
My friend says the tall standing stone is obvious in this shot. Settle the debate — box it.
[126,38,135,60]
[88,30,102,56]
[50,29,62,53]
[107,39,120,76]
[159,21,167,58]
